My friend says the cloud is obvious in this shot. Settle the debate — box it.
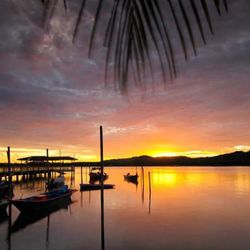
[0,0,250,160]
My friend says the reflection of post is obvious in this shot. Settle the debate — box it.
[89,190,91,204]
[81,189,83,208]
[100,126,105,250]
[70,170,73,187]
[148,172,152,215]
[141,166,144,204]
[7,147,12,250]
[7,202,12,250]
[46,215,50,250]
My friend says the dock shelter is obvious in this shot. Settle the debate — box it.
[18,156,77,164]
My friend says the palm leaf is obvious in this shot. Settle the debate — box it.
[37,0,229,92]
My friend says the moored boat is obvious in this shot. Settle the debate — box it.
[89,168,108,183]
[124,173,139,183]
[10,186,76,213]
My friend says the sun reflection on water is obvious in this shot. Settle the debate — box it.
[151,169,177,186]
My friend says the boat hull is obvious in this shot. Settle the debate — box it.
[10,190,76,213]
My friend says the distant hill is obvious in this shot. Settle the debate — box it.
[79,151,250,166]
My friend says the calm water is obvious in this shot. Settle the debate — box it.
[1,167,250,250]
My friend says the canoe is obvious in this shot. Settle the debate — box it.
[80,184,115,191]
[10,188,77,213]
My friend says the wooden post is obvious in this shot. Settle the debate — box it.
[100,126,104,178]
[46,149,50,190]
[7,146,12,197]
[81,166,83,184]
[100,126,105,250]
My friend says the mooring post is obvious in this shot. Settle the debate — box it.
[7,146,12,198]
[100,125,105,250]
[46,148,50,190]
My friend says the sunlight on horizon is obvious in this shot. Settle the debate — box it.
[0,144,249,163]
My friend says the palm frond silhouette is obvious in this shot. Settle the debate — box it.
[39,0,228,92]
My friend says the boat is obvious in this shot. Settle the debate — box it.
[124,173,139,183]
[89,168,108,183]
[80,183,115,191]
[9,186,76,213]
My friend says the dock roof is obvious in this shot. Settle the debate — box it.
[18,156,77,162]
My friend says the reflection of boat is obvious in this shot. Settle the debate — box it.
[10,187,77,213]
[11,199,72,233]
[80,183,115,191]
[0,209,8,224]
[0,181,13,199]
[89,168,108,183]
[124,173,139,183]
[0,199,8,213]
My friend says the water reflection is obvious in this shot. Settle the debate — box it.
[11,200,73,234]
[0,210,8,224]
[152,169,177,186]
[2,167,250,250]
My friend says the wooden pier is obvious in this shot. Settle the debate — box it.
[0,162,75,182]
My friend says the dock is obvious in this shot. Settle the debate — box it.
[0,156,77,182]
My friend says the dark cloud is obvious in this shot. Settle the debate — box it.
[0,0,250,159]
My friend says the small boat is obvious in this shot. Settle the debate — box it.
[89,168,108,183]
[124,173,139,183]
[9,186,76,213]
[80,183,115,191]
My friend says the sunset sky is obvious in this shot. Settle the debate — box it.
[0,0,250,162]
